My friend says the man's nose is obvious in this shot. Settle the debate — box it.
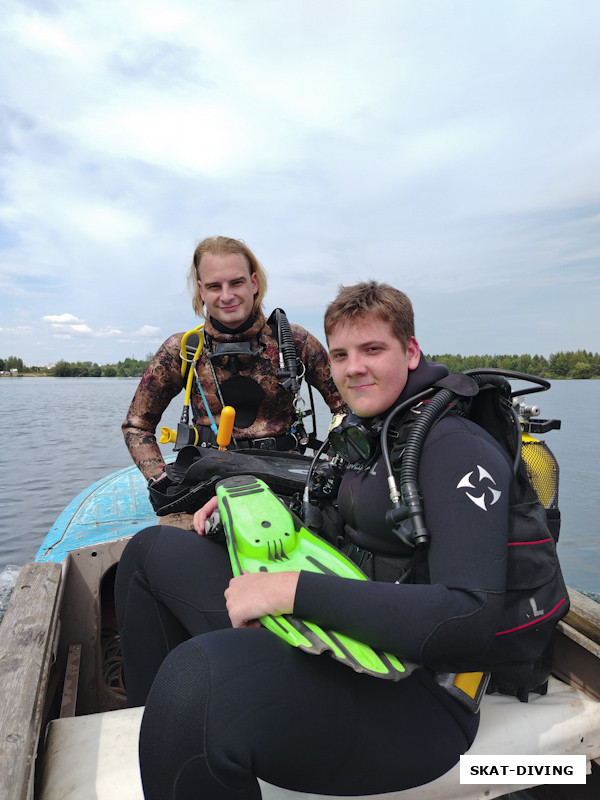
[345,352,365,375]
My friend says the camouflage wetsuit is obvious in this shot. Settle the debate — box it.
[122,310,345,482]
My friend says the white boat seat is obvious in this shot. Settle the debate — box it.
[38,676,600,800]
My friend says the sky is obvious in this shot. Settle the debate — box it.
[1,0,599,367]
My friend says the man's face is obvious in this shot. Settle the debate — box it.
[197,252,258,328]
[328,316,420,417]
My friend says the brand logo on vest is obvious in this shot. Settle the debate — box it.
[457,465,502,511]
[529,597,545,617]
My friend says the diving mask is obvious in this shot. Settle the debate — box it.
[328,414,381,464]
[208,341,261,374]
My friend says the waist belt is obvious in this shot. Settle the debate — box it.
[194,424,300,453]
[434,671,490,714]
[235,433,300,452]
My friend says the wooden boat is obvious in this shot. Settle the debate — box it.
[1,460,600,800]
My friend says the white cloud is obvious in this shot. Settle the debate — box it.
[0,0,599,365]
[13,11,84,60]
[97,327,124,337]
[132,325,162,337]
[42,314,83,324]
[0,325,35,336]
[41,314,93,336]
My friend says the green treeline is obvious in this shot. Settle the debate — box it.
[1,350,600,380]
[0,355,151,378]
[424,351,600,380]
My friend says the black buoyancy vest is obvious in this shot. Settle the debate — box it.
[342,370,569,701]
[403,371,569,700]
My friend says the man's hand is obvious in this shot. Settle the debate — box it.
[193,495,219,535]
[224,571,299,628]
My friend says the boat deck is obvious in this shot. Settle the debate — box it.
[37,675,600,800]
[2,452,600,799]
[2,556,600,799]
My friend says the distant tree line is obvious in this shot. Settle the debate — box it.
[0,355,152,378]
[423,351,600,380]
[0,355,25,372]
[2,350,600,380]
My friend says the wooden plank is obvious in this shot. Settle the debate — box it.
[59,643,81,718]
[565,586,600,646]
[553,620,600,701]
[553,620,600,770]
[0,561,63,800]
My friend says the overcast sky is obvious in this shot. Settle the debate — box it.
[1,0,598,366]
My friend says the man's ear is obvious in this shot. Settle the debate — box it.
[407,337,421,370]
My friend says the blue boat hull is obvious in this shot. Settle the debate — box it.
[36,464,158,563]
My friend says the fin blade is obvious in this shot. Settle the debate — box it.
[218,475,407,680]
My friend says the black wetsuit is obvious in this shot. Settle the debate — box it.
[115,357,514,799]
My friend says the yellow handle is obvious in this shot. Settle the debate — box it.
[217,406,236,450]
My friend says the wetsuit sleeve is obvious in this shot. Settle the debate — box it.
[291,324,346,414]
[122,334,186,480]
[293,419,512,670]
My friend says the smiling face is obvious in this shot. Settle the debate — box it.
[197,252,258,328]
[328,316,420,418]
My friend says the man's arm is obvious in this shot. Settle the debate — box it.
[122,334,186,480]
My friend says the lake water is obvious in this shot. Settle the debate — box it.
[0,377,599,602]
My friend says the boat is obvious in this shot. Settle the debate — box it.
[1,426,600,799]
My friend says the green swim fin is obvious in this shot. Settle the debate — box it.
[216,474,407,680]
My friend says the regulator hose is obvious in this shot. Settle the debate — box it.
[384,387,457,548]
[383,369,543,548]
[275,308,300,394]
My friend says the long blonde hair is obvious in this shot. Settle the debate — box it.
[187,236,268,318]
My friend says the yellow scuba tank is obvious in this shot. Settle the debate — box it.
[515,398,561,539]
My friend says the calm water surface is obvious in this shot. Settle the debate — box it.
[0,378,178,567]
[0,377,598,599]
